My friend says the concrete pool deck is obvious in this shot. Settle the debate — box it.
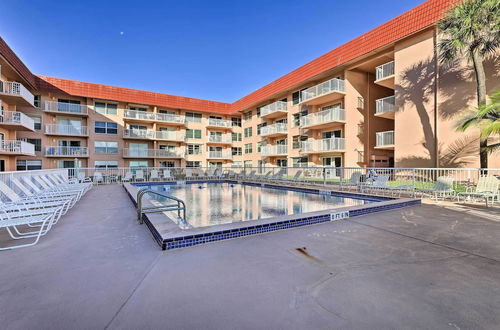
[0,185,499,329]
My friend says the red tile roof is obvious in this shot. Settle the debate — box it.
[1,0,461,115]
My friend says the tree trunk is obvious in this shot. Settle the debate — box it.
[471,50,488,168]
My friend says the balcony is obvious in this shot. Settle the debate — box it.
[207,135,232,144]
[45,124,88,136]
[300,78,345,105]
[0,81,35,107]
[156,112,185,125]
[375,95,396,119]
[45,146,89,157]
[375,130,395,149]
[300,138,345,154]
[0,140,35,156]
[123,110,157,123]
[207,151,232,159]
[260,145,288,156]
[375,61,395,89]
[123,148,184,158]
[0,110,35,131]
[123,129,155,139]
[44,101,89,116]
[259,123,288,138]
[300,108,345,129]
[207,118,232,129]
[154,130,185,142]
[260,100,287,119]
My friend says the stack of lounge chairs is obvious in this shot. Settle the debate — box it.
[0,172,92,250]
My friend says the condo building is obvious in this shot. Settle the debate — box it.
[0,0,498,172]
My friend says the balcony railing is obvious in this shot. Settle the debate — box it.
[44,101,89,115]
[156,112,185,124]
[207,151,232,159]
[259,123,288,136]
[300,138,345,153]
[207,118,232,128]
[376,61,395,81]
[260,145,288,156]
[123,148,184,158]
[45,124,88,136]
[154,130,185,141]
[123,109,156,121]
[301,78,345,103]
[45,146,89,157]
[207,135,232,143]
[376,130,395,147]
[376,95,395,114]
[0,81,35,106]
[260,100,287,117]
[123,129,155,139]
[0,110,35,130]
[300,108,345,127]
[0,140,35,155]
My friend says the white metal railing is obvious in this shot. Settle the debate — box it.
[123,109,156,121]
[301,78,345,103]
[154,130,185,141]
[207,151,232,159]
[376,130,395,146]
[156,112,185,124]
[124,129,155,139]
[376,61,395,81]
[300,108,345,127]
[45,146,89,157]
[0,140,35,155]
[260,100,288,117]
[376,95,395,114]
[259,123,288,136]
[207,135,232,143]
[207,118,232,128]
[123,148,184,158]
[44,101,89,115]
[0,80,35,105]
[155,149,184,158]
[0,110,35,129]
[44,124,88,136]
[300,138,345,153]
[260,145,288,156]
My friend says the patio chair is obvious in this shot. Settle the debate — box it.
[185,169,193,180]
[135,170,145,182]
[32,175,87,199]
[122,171,133,182]
[150,170,160,181]
[418,176,456,200]
[162,169,172,181]
[77,172,92,183]
[9,178,76,212]
[93,172,104,185]
[340,172,363,191]
[457,175,499,205]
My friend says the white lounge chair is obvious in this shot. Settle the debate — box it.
[162,169,172,181]
[150,170,160,181]
[457,175,499,205]
[135,170,145,182]
[122,171,133,182]
[93,172,104,185]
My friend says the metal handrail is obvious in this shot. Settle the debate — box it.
[137,188,187,226]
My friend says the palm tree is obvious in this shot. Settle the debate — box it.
[457,91,500,155]
[438,0,499,168]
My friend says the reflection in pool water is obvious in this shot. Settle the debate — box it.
[143,182,373,228]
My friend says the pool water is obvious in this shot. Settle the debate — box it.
[143,182,374,228]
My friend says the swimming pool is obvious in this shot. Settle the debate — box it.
[140,182,378,228]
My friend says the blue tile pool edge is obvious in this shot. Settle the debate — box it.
[123,181,421,251]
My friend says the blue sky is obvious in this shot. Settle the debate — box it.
[1,0,423,102]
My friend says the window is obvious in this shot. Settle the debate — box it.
[27,115,42,130]
[244,160,252,168]
[232,132,242,141]
[292,135,308,149]
[293,110,308,127]
[128,106,147,112]
[231,117,241,127]
[17,138,41,152]
[257,142,262,153]
[16,160,42,171]
[256,107,261,117]
[95,121,118,134]
[292,88,307,105]
[257,123,267,135]
[185,112,202,123]
[129,161,148,168]
[187,161,201,168]
[244,143,253,154]
[186,129,202,139]
[94,141,118,154]
[186,144,202,155]
[244,127,252,138]
[292,157,309,167]
[34,95,41,108]
[95,102,118,115]
[231,161,242,168]
[94,161,119,169]
[243,111,252,121]
[159,109,176,115]
[232,147,242,156]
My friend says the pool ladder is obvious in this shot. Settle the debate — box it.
[137,189,187,226]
